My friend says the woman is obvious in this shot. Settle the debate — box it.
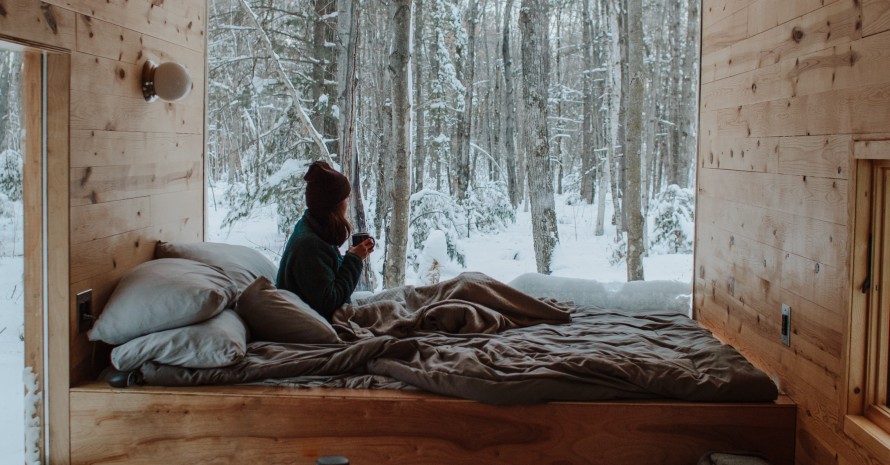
[276,161,375,321]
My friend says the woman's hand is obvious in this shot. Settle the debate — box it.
[347,238,375,260]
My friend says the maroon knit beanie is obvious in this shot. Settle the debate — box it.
[304,161,351,211]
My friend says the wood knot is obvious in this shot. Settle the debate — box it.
[791,27,804,43]
[81,167,92,187]
[751,82,757,93]
[815,263,820,273]
[40,4,59,34]
[118,68,126,79]
[850,50,860,66]
[0,4,7,17]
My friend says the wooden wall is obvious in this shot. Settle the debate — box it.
[0,0,206,462]
[697,0,890,463]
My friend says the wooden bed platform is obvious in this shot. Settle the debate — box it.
[69,382,796,465]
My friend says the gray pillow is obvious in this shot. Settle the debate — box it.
[111,309,248,371]
[88,258,239,345]
[155,241,278,290]
[236,276,340,344]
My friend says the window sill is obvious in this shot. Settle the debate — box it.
[844,414,890,463]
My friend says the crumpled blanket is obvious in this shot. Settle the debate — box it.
[332,272,573,339]
[138,272,779,404]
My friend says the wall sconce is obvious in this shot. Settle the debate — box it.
[141,61,192,102]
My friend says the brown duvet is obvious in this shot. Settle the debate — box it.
[140,273,778,404]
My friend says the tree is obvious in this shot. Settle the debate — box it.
[413,0,427,194]
[623,0,646,281]
[453,0,478,202]
[519,0,559,275]
[336,0,376,291]
[580,0,595,205]
[382,0,413,288]
[675,0,699,188]
[501,0,520,208]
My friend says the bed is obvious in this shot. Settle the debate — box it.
[68,242,796,464]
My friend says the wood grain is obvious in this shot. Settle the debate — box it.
[70,90,203,134]
[74,14,204,68]
[43,0,205,52]
[46,51,71,464]
[69,385,796,465]
[70,130,203,168]
[21,51,45,465]
[0,0,75,51]
[863,0,890,37]
[69,161,202,206]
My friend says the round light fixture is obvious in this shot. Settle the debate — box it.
[142,61,192,102]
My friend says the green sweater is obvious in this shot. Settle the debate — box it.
[276,211,363,321]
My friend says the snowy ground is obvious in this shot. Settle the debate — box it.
[0,190,692,461]
[0,199,24,465]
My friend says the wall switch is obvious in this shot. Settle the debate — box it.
[780,304,791,347]
[77,289,94,334]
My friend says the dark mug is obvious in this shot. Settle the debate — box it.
[351,232,373,247]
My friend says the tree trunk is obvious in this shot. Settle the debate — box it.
[624,0,646,281]
[676,0,699,188]
[580,0,595,204]
[454,0,478,202]
[383,0,412,289]
[519,0,558,275]
[336,0,375,291]
[502,0,520,208]
[412,0,426,194]
[605,0,623,231]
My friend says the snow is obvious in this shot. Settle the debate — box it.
[265,158,310,188]
[0,190,693,462]
[0,198,24,465]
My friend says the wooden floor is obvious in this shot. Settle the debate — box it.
[69,382,796,465]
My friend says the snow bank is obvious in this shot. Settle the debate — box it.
[508,273,692,316]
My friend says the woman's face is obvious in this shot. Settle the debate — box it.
[338,198,349,215]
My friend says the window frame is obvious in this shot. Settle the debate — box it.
[845,159,890,462]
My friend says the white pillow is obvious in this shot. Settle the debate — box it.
[88,258,239,345]
[111,310,248,371]
[155,241,278,290]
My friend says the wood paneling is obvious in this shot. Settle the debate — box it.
[699,0,890,463]
[69,161,202,206]
[21,51,46,465]
[70,130,202,168]
[43,0,205,52]
[46,51,71,465]
[69,384,797,465]
[3,0,207,461]
[0,0,76,51]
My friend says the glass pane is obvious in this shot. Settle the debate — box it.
[204,1,699,301]
[0,48,25,464]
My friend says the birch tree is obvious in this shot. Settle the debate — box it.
[383,0,413,288]
[519,0,559,274]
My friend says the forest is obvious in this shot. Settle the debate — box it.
[0,0,700,290]
[207,0,700,290]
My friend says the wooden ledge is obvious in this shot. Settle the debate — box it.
[69,382,796,464]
